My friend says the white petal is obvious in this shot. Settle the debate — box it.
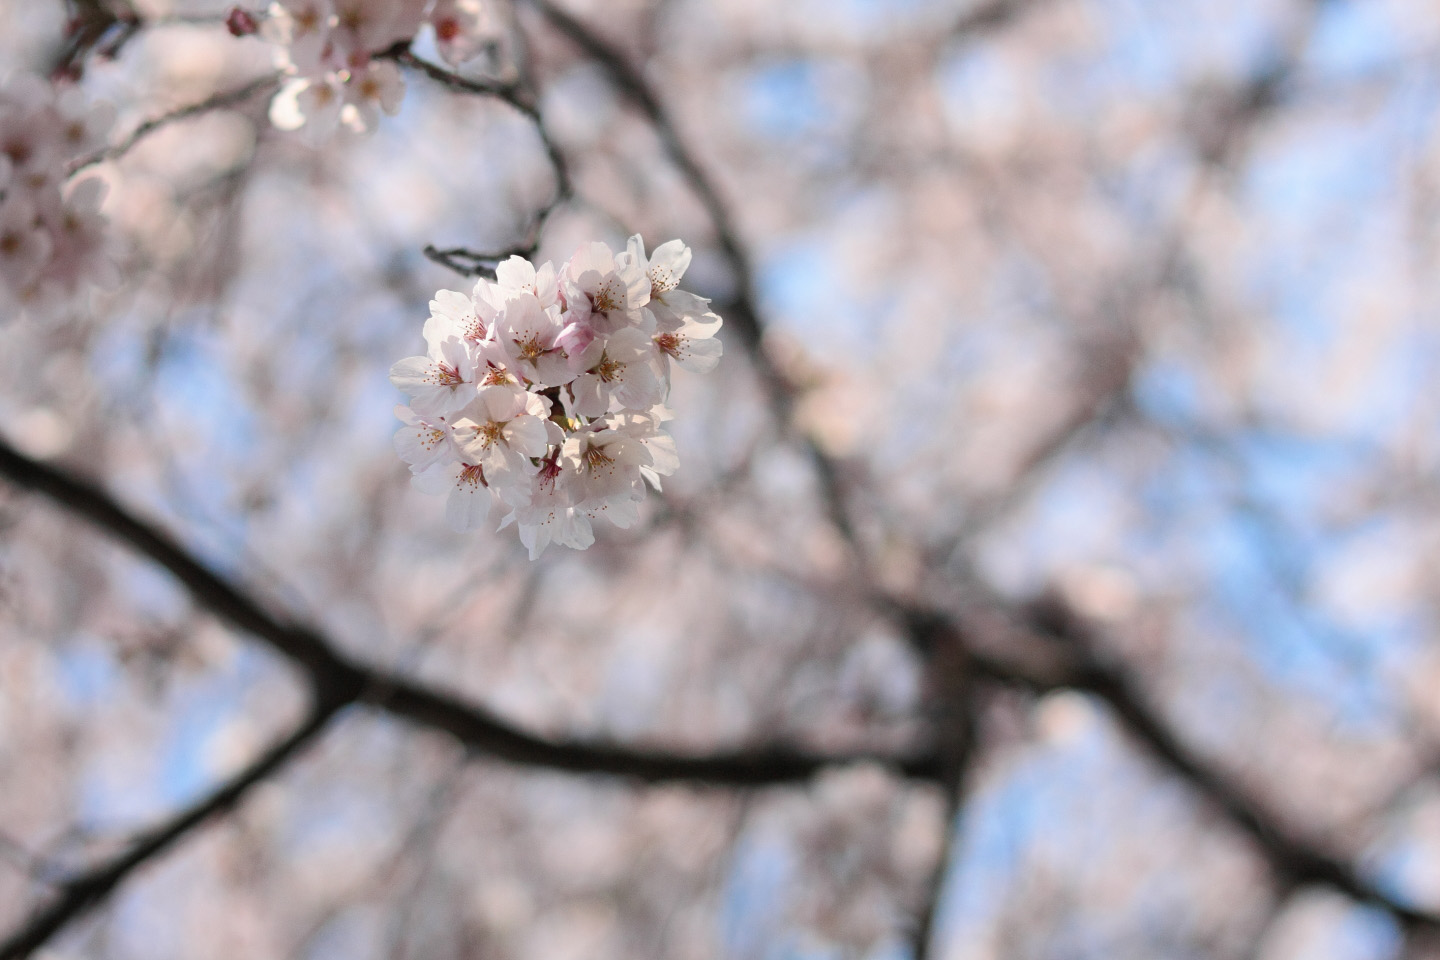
[503,415,550,458]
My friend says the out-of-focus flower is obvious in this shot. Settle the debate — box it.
[0,73,115,315]
[390,239,723,558]
[341,59,405,132]
[429,0,489,67]
[257,0,490,140]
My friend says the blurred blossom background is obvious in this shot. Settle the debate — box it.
[3,0,1440,958]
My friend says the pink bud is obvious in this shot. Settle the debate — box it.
[226,7,259,37]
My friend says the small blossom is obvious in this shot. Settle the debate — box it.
[425,287,487,346]
[452,385,551,481]
[0,197,51,289]
[341,59,405,132]
[623,233,721,331]
[393,404,464,473]
[559,240,651,340]
[652,314,723,382]
[482,292,571,387]
[429,0,489,67]
[226,7,261,36]
[412,458,505,531]
[389,335,479,417]
[569,326,661,417]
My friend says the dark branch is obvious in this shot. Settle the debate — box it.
[369,673,942,784]
[0,435,944,951]
[0,436,940,782]
[908,679,981,960]
[0,706,335,960]
[902,599,1440,933]
[422,243,538,279]
[381,47,533,116]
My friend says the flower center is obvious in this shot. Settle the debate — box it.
[654,333,684,358]
[589,284,619,313]
[585,446,614,472]
[482,365,515,386]
[458,463,486,488]
[476,421,504,448]
[594,356,623,382]
[537,454,563,491]
[429,362,465,387]
[650,268,676,297]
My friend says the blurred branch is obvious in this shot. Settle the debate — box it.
[0,833,47,886]
[0,437,940,783]
[0,434,948,951]
[950,0,1050,38]
[898,597,1440,934]
[908,677,982,960]
[520,0,1415,945]
[68,72,283,177]
[382,47,532,115]
[51,0,141,80]
[0,705,335,960]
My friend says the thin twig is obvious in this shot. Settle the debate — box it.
[68,72,283,178]
[391,48,573,276]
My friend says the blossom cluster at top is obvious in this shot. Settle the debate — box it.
[390,236,723,559]
[0,73,115,314]
[260,0,489,140]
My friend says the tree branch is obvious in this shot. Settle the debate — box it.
[390,47,573,281]
[0,705,335,960]
[0,437,940,782]
[68,72,283,177]
[901,599,1440,933]
[0,435,944,952]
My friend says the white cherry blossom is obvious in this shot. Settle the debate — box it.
[389,335,479,417]
[393,405,464,473]
[557,241,651,355]
[424,288,487,346]
[429,0,490,67]
[652,314,723,383]
[452,385,551,483]
[482,293,570,387]
[412,458,504,531]
[569,327,662,417]
[622,234,721,331]
[341,60,405,132]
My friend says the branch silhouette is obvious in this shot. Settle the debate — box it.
[0,435,942,957]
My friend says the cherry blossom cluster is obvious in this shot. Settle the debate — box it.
[0,73,115,313]
[390,236,723,558]
[259,0,489,140]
